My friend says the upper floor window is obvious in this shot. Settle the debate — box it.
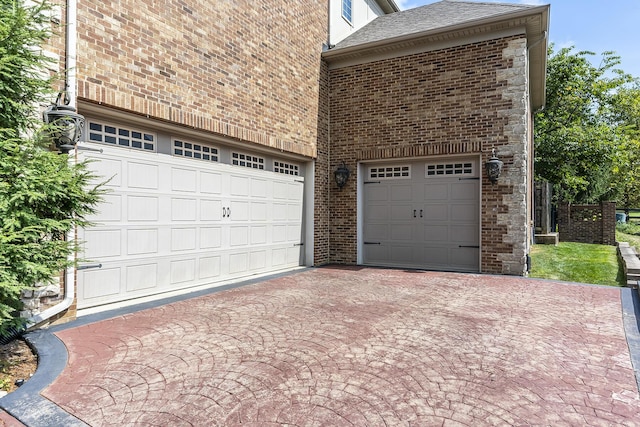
[342,0,352,25]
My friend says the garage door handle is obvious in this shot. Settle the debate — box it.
[420,209,423,218]
[413,209,416,218]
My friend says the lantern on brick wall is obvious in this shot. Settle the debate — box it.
[485,148,503,184]
[42,92,85,154]
[334,162,350,190]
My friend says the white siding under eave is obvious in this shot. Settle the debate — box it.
[329,0,386,45]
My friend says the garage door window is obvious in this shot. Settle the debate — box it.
[426,162,474,177]
[232,152,265,169]
[274,160,299,176]
[88,122,155,151]
[173,139,218,162]
[369,165,411,180]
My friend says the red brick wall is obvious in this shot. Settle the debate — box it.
[75,0,327,158]
[557,202,616,245]
[326,35,529,273]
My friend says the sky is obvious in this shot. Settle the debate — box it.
[395,0,640,79]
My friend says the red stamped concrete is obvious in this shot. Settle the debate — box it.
[43,268,640,426]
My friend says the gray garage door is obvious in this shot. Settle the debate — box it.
[363,158,479,272]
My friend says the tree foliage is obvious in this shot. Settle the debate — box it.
[534,45,635,204]
[0,0,56,134]
[0,0,103,333]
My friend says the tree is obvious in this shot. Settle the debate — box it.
[534,45,634,204]
[0,0,102,334]
[609,84,640,208]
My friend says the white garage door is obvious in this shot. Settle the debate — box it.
[363,158,479,272]
[77,143,304,308]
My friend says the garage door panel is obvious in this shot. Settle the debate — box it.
[365,224,388,240]
[423,205,448,221]
[390,185,412,201]
[200,227,222,249]
[423,247,449,265]
[251,179,268,198]
[77,142,305,309]
[452,181,478,200]
[199,255,221,279]
[450,204,478,222]
[92,158,122,187]
[423,225,448,242]
[229,252,248,274]
[366,204,389,221]
[200,171,222,194]
[171,228,197,251]
[201,199,222,221]
[127,229,158,255]
[450,247,479,269]
[423,183,448,200]
[126,263,158,291]
[230,226,249,246]
[84,229,121,258]
[389,245,420,264]
[171,167,197,192]
[90,194,122,222]
[79,268,121,300]
[128,162,159,190]
[451,225,478,244]
[391,205,412,221]
[230,175,250,196]
[170,259,196,285]
[250,250,267,270]
[128,196,159,221]
[229,200,250,221]
[171,198,197,221]
[391,224,413,241]
[365,185,387,201]
[250,202,268,221]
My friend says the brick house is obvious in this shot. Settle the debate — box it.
[39,0,548,317]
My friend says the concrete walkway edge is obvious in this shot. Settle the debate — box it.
[621,287,640,392]
[0,330,87,426]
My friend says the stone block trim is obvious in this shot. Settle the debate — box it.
[75,0,327,158]
[325,35,531,274]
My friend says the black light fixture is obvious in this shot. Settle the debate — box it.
[485,148,503,184]
[334,161,350,190]
[42,92,85,154]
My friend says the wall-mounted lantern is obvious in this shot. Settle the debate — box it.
[42,93,85,154]
[485,148,503,184]
[334,162,350,190]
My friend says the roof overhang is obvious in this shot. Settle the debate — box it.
[376,0,400,14]
[323,5,549,110]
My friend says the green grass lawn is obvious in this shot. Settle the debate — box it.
[617,221,640,252]
[529,242,624,287]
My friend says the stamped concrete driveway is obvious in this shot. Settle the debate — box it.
[35,268,640,425]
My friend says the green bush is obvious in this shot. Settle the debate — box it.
[0,136,103,332]
[616,221,640,236]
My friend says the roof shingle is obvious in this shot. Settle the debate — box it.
[334,0,539,50]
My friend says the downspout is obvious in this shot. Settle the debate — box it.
[28,0,79,328]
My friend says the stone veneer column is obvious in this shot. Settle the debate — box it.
[496,38,529,275]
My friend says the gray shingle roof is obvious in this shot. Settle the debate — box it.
[334,0,539,50]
